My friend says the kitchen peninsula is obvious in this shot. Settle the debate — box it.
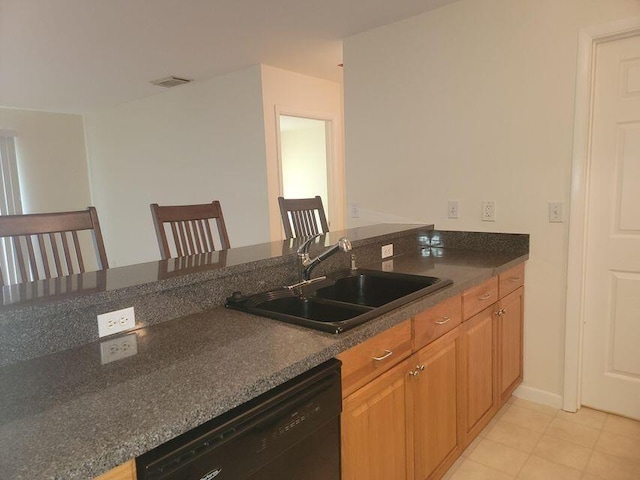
[0,224,528,479]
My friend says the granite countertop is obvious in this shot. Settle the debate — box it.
[0,246,527,479]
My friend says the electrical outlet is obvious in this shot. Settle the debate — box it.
[97,306,136,338]
[100,333,138,364]
[481,201,496,222]
[381,244,394,259]
[448,201,459,219]
[549,202,564,223]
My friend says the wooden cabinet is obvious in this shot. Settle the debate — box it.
[459,305,496,445]
[342,358,412,480]
[496,286,524,406]
[340,262,526,480]
[338,320,412,398]
[95,460,136,480]
[411,328,461,480]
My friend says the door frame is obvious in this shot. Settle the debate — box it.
[274,106,346,234]
[563,17,640,412]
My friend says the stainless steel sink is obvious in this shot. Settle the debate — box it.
[226,269,452,333]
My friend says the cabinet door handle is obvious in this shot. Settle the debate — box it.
[508,276,521,282]
[372,350,393,361]
[478,293,492,300]
[435,316,450,325]
[495,308,506,316]
[409,370,420,377]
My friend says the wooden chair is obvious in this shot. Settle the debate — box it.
[150,200,231,260]
[278,196,329,239]
[0,207,109,286]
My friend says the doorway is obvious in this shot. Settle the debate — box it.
[565,18,640,419]
[278,114,332,227]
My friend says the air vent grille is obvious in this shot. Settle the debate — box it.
[151,76,192,88]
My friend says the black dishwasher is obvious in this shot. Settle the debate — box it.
[136,359,342,480]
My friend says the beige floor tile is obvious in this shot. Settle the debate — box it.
[467,438,529,476]
[500,405,554,433]
[557,407,607,430]
[533,434,592,470]
[603,415,640,440]
[511,397,559,417]
[585,450,640,480]
[546,417,601,448]
[462,434,484,457]
[449,458,515,480]
[443,455,466,480]
[485,419,543,453]
[595,430,640,461]
[517,456,582,480]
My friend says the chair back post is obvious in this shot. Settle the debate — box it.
[150,200,230,260]
[278,195,329,239]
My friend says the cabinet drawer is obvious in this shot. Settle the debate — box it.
[499,263,525,298]
[338,319,412,398]
[462,277,498,320]
[413,295,462,351]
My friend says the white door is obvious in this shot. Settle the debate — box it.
[582,33,640,419]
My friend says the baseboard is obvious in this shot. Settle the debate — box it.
[513,384,563,409]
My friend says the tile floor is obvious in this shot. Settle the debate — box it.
[442,397,640,480]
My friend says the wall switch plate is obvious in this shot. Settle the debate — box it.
[350,203,360,218]
[448,200,459,219]
[549,202,564,223]
[482,201,496,222]
[381,244,394,259]
[100,333,138,364]
[97,306,136,338]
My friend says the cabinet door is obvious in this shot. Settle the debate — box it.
[460,305,496,445]
[412,328,460,480]
[497,287,524,405]
[342,358,412,480]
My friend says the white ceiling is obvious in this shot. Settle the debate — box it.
[0,0,460,114]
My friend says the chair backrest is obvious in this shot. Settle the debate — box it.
[150,200,231,260]
[278,196,329,239]
[0,207,109,286]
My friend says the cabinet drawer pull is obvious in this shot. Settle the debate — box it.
[508,276,521,282]
[495,308,506,316]
[372,350,393,361]
[478,293,492,300]
[435,316,451,325]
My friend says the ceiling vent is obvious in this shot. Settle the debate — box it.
[150,76,192,88]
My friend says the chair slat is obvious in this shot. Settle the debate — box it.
[278,196,329,239]
[150,201,230,259]
[61,233,74,275]
[49,232,63,277]
[14,237,28,283]
[71,231,85,273]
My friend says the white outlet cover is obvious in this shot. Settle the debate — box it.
[482,201,496,222]
[100,333,138,364]
[97,306,136,338]
[448,200,459,219]
[381,244,394,259]
[549,202,564,223]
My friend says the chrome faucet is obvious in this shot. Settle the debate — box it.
[297,234,352,281]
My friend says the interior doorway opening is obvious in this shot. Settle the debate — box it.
[278,115,332,226]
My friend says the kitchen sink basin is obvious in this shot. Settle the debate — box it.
[314,270,443,307]
[226,269,452,333]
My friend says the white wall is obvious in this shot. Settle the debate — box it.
[85,65,269,267]
[343,0,640,403]
[260,65,345,240]
[0,107,90,214]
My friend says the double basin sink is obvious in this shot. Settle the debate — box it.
[226,269,452,333]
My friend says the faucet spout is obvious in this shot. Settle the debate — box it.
[299,236,352,281]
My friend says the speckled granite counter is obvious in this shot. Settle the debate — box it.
[0,227,528,479]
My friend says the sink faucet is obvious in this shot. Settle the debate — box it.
[297,234,352,281]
